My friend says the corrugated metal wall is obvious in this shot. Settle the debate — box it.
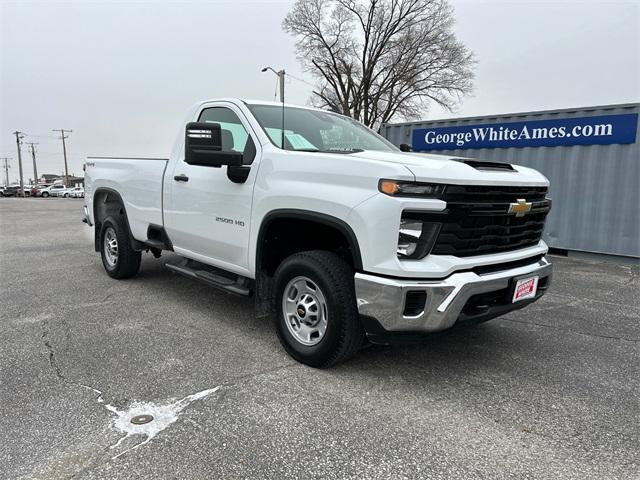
[382,103,640,258]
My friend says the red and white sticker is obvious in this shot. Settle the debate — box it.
[512,276,539,303]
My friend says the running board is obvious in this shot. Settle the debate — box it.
[166,260,251,296]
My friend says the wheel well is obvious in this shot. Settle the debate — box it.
[258,214,362,277]
[92,189,129,252]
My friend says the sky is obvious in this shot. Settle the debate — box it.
[0,0,638,183]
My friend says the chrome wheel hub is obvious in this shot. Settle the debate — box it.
[104,227,118,267]
[282,276,328,346]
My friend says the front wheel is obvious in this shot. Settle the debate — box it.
[41,192,49,197]
[274,250,364,368]
[99,216,141,279]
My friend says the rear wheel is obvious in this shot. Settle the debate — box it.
[99,216,141,279]
[274,250,363,368]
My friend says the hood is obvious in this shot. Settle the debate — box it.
[349,150,549,187]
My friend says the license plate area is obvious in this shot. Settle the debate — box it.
[511,275,539,303]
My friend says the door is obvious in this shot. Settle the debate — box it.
[164,104,260,276]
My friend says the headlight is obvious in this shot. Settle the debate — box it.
[379,179,446,198]
[397,217,441,260]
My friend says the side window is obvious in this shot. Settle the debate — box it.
[198,107,255,165]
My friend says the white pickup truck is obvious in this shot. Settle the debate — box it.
[83,98,552,367]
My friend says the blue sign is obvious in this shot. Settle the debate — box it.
[412,113,638,151]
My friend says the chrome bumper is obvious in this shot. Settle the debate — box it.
[355,257,552,333]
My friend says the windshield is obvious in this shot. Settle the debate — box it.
[247,104,397,153]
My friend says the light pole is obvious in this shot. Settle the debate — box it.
[262,66,286,149]
[261,66,285,103]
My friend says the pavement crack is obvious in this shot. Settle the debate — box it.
[41,320,65,381]
[101,292,115,302]
[40,321,110,406]
[221,362,299,389]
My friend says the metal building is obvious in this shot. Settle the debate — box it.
[382,103,639,259]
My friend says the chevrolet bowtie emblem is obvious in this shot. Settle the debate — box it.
[508,198,532,217]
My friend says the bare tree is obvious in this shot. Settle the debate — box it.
[283,0,475,128]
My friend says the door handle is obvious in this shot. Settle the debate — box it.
[174,174,189,182]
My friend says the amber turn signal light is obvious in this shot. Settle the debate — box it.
[379,180,399,195]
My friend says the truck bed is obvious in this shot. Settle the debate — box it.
[85,157,168,241]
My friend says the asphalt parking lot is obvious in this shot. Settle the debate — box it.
[1,198,638,480]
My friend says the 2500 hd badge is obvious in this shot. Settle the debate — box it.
[215,216,245,227]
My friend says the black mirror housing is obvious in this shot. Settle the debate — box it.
[399,143,412,152]
[185,122,243,167]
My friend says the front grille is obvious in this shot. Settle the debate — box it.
[405,185,550,257]
[442,185,548,204]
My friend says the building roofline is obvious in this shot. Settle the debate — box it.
[383,102,640,127]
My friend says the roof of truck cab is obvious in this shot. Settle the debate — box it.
[199,98,330,113]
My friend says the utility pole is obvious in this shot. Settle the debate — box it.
[26,142,39,185]
[1,157,11,187]
[52,129,72,187]
[13,131,25,197]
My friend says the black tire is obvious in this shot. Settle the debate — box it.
[41,192,49,197]
[273,250,364,368]
[99,215,141,279]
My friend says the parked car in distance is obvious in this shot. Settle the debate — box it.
[40,184,67,197]
[31,184,52,196]
[52,186,71,197]
[69,187,84,198]
[0,186,19,197]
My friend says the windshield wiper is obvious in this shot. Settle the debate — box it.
[291,148,365,154]
[319,148,364,154]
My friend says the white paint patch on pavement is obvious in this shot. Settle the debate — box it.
[104,386,221,459]
[13,312,52,325]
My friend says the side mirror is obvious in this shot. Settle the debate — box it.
[399,143,412,152]
[184,122,243,167]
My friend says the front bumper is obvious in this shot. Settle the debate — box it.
[82,205,93,226]
[355,256,552,336]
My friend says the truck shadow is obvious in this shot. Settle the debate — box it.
[127,253,543,377]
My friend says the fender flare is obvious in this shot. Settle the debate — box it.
[92,187,143,252]
[256,208,363,272]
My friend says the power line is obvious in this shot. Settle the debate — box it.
[23,133,57,139]
[286,72,316,88]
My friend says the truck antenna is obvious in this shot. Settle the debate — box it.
[280,70,285,151]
